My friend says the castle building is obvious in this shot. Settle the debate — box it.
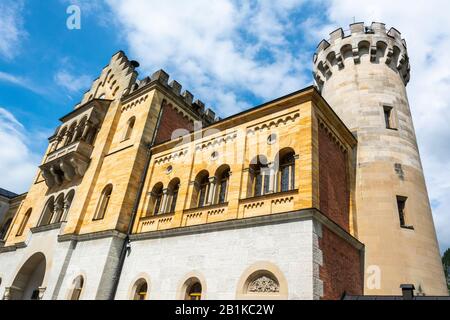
[0,22,447,300]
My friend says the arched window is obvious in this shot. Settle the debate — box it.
[132,279,148,300]
[215,165,230,205]
[56,127,67,150]
[73,117,87,142]
[16,209,32,237]
[65,122,77,146]
[249,155,270,197]
[0,218,13,240]
[277,149,296,192]
[123,116,136,141]
[184,279,202,301]
[148,183,164,216]
[168,179,180,213]
[39,197,55,226]
[245,271,280,295]
[192,171,210,208]
[70,276,84,300]
[93,184,113,220]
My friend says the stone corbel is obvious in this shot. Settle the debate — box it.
[50,165,63,185]
[370,45,377,62]
[335,53,344,69]
[385,47,394,65]
[70,157,88,176]
[60,160,76,181]
[41,169,56,188]
[352,46,360,64]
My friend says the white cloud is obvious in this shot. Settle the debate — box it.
[54,70,92,93]
[104,0,310,117]
[0,71,46,94]
[318,0,450,253]
[0,0,26,59]
[0,108,41,193]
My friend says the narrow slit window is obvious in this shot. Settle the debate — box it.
[397,196,408,227]
[384,106,395,129]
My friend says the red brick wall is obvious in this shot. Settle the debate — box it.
[318,124,350,231]
[154,103,194,145]
[319,226,363,300]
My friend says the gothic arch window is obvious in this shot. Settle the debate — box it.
[248,155,270,197]
[276,148,296,193]
[215,165,230,205]
[93,184,113,220]
[245,271,280,295]
[132,279,148,300]
[39,197,55,227]
[56,126,67,150]
[148,183,164,216]
[73,117,87,142]
[192,171,210,208]
[167,178,180,214]
[184,278,202,301]
[65,122,78,146]
[16,209,32,237]
[69,276,84,300]
[123,116,136,141]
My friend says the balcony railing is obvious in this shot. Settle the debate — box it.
[238,189,299,219]
[40,140,94,188]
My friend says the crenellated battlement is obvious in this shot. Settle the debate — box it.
[126,69,218,124]
[313,22,410,91]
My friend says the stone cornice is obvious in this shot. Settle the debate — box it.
[130,208,364,251]
[58,229,127,243]
[30,222,64,234]
[0,241,26,253]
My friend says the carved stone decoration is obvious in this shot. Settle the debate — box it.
[248,276,280,293]
[41,169,55,188]
[70,157,88,176]
[38,287,46,300]
[49,165,63,185]
[60,160,76,182]
[3,287,11,300]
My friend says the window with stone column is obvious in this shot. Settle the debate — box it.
[191,170,210,208]
[248,155,273,197]
[276,148,296,193]
[38,197,55,226]
[167,178,180,213]
[16,209,32,237]
[214,165,231,205]
[147,182,164,216]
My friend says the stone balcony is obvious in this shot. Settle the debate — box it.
[40,140,94,188]
[136,190,300,234]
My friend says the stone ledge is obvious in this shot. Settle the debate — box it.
[58,229,127,243]
[0,241,26,253]
[130,208,365,252]
[30,222,64,234]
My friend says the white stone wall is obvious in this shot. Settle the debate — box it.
[0,226,70,300]
[115,218,318,300]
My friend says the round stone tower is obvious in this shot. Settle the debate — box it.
[313,22,448,296]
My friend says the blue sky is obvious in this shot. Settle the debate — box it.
[1,0,450,253]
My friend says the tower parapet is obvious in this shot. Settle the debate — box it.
[313,22,410,91]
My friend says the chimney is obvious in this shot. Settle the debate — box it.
[400,284,415,300]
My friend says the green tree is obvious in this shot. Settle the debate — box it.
[443,249,450,292]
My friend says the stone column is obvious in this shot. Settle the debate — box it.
[206,177,217,206]
[160,189,170,214]
[38,287,46,300]
[3,287,11,300]
[81,121,93,141]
